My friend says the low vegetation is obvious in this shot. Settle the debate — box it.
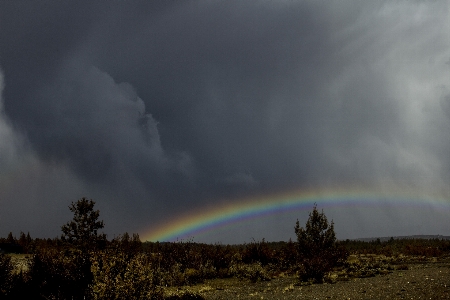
[1,198,449,299]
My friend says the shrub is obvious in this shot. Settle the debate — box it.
[241,239,275,266]
[144,241,229,285]
[208,244,234,274]
[228,253,270,282]
[295,204,348,283]
[229,261,270,283]
[342,258,393,278]
[90,250,163,299]
[27,248,92,299]
[0,253,13,297]
[281,240,299,272]
[0,254,33,299]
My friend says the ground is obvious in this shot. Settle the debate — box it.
[8,253,450,299]
[169,261,450,299]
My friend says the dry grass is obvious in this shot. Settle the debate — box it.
[7,253,30,274]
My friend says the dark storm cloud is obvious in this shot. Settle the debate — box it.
[0,1,449,242]
[86,0,347,191]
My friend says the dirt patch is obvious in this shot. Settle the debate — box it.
[178,262,450,299]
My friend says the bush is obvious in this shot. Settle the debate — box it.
[25,245,164,299]
[144,241,230,285]
[229,253,270,282]
[278,239,298,271]
[90,250,163,299]
[241,239,275,266]
[27,248,92,299]
[0,253,13,297]
[295,204,348,283]
[229,262,270,283]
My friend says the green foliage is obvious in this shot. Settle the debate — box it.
[295,204,348,283]
[295,204,336,258]
[61,197,106,251]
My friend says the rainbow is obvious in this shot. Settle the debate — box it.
[142,187,450,242]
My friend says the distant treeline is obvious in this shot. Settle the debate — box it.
[2,231,450,258]
[355,235,450,242]
[340,237,450,257]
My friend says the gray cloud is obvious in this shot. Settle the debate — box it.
[0,1,449,242]
[0,70,20,167]
[0,67,87,237]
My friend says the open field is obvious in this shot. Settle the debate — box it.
[4,247,450,299]
[165,259,450,299]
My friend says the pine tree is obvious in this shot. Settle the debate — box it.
[26,232,32,245]
[295,204,347,283]
[18,232,26,247]
[6,232,15,244]
[61,197,105,251]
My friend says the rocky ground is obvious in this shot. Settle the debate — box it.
[170,262,450,300]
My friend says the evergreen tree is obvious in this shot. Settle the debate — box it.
[18,232,26,247]
[26,232,32,245]
[61,197,105,251]
[295,204,347,283]
[6,232,15,244]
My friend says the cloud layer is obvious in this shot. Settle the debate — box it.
[0,1,449,242]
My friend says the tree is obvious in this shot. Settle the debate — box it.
[18,232,26,247]
[18,231,31,253]
[295,204,347,283]
[6,232,15,244]
[61,197,105,250]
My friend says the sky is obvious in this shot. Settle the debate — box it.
[0,0,449,244]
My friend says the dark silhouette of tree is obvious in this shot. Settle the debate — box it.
[61,197,105,250]
[18,231,32,253]
[295,204,347,283]
[6,232,15,244]
[18,232,26,247]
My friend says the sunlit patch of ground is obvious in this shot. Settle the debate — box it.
[8,253,30,274]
